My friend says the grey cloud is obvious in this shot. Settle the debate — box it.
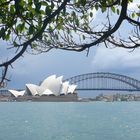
[91,47,140,77]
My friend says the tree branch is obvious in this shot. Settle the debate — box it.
[0,0,70,87]
[126,16,140,26]
[63,0,128,51]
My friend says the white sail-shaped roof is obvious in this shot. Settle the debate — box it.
[57,76,63,82]
[35,86,45,96]
[25,84,38,96]
[40,75,56,88]
[20,90,25,95]
[67,85,77,94]
[41,89,54,96]
[9,90,25,98]
[61,81,69,95]
[46,76,63,96]
[40,75,63,96]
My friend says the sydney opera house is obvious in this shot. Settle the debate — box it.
[8,75,78,101]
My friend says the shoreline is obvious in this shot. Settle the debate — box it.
[1,96,140,102]
[0,94,79,102]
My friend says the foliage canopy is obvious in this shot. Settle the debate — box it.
[0,0,140,87]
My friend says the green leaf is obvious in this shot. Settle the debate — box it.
[48,26,53,32]
[67,28,70,34]
[10,5,15,14]
[29,25,34,34]
[57,24,62,30]
[0,28,5,38]
[117,9,120,15]
[72,11,76,17]
[5,33,10,41]
[82,35,85,40]
[31,43,37,48]
[51,1,55,9]
[28,0,32,5]
[132,13,135,18]
[16,23,25,33]
[136,13,140,17]
[35,2,41,13]
[101,7,106,13]
[111,6,116,13]
[75,18,79,26]
[34,0,39,5]
[41,1,48,6]
[40,10,45,15]
[90,12,93,18]
[13,41,18,47]
[81,0,86,6]
[45,6,52,16]
[95,4,99,11]
[55,34,59,40]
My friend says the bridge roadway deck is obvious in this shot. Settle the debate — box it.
[76,88,140,91]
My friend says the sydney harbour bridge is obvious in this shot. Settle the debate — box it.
[65,72,140,92]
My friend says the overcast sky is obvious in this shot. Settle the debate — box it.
[3,44,140,89]
[1,0,140,89]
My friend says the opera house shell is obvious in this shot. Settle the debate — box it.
[9,75,77,100]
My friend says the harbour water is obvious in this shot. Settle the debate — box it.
[0,102,140,140]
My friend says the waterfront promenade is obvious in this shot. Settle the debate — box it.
[1,93,140,102]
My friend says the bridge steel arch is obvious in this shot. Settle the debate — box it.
[65,72,140,91]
